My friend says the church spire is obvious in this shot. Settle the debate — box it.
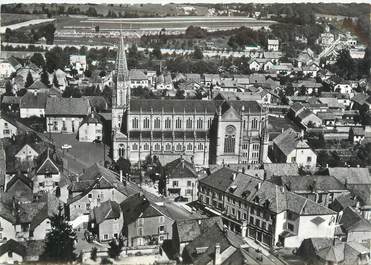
[115,34,129,83]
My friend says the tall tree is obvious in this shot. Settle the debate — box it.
[41,68,50,86]
[193,46,203,60]
[116,157,131,177]
[53,73,59,88]
[30,53,45,68]
[25,71,34,88]
[41,207,76,262]
[108,238,123,259]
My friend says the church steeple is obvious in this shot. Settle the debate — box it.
[113,34,130,109]
[112,33,130,133]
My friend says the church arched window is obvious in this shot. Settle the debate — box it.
[224,125,236,154]
[143,118,150,129]
[175,118,182,129]
[154,118,161,129]
[186,118,193,129]
[143,143,150,151]
[132,118,138,129]
[165,118,171,129]
[196,118,203,129]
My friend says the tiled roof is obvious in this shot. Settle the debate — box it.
[46,97,90,116]
[80,112,102,126]
[92,200,121,224]
[120,193,159,225]
[129,99,218,113]
[273,128,310,156]
[0,201,16,224]
[2,96,20,105]
[165,157,198,180]
[20,91,48,109]
[0,239,26,257]
[339,206,371,233]
[262,163,299,179]
[200,167,335,215]
[272,175,347,192]
[28,80,49,90]
[328,167,371,185]
[129,69,147,80]
[29,194,62,231]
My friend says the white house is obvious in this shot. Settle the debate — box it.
[0,57,21,79]
[0,240,25,264]
[268,39,279,51]
[0,115,17,139]
[334,83,353,95]
[70,55,87,75]
[19,90,47,118]
[129,69,149,89]
[78,112,103,142]
[272,128,317,169]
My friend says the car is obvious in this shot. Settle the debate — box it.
[175,196,188,202]
[93,139,102,144]
[61,144,72,150]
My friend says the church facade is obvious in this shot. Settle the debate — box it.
[111,37,269,167]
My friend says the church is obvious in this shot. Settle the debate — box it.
[111,37,269,167]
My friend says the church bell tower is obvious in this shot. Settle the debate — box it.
[112,35,130,132]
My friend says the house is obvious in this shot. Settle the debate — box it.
[272,128,317,169]
[172,217,223,257]
[0,202,17,241]
[29,194,63,240]
[203,74,221,87]
[0,239,26,264]
[349,127,365,143]
[326,167,371,220]
[70,55,87,75]
[164,157,198,201]
[271,175,349,207]
[5,171,33,203]
[249,58,273,72]
[0,56,22,78]
[334,83,353,95]
[338,207,371,244]
[50,69,68,91]
[1,96,20,112]
[120,194,174,247]
[297,108,322,128]
[31,147,63,194]
[78,112,103,142]
[155,73,174,91]
[198,167,337,248]
[185,73,202,84]
[89,200,123,241]
[0,113,17,139]
[45,97,91,134]
[67,163,138,221]
[19,90,48,118]
[182,222,286,265]
[267,39,279,51]
[129,69,149,89]
[297,238,370,265]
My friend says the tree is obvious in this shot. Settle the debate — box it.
[151,45,162,59]
[108,239,123,259]
[41,207,76,262]
[298,86,307,96]
[84,69,92,78]
[41,23,56,45]
[30,53,45,67]
[86,7,98,17]
[91,247,98,261]
[4,81,14,96]
[4,28,12,42]
[25,71,34,88]
[193,46,203,60]
[116,157,131,176]
[175,89,185,99]
[158,167,167,196]
[41,68,50,87]
[53,73,59,88]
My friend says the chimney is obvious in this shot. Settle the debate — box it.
[300,130,304,139]
[357,164,360,168]
[33,89,38,96]
[326,164,329,168]
[281,186,285,193]
[214,243,221,265]
[257,182,261,190]
[76,175,79,182]
[120,170,123,182]
[232,173,237,181]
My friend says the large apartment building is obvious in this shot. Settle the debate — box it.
[198,167,337,248]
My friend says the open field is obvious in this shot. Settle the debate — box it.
[0,13,47,26]
[0,18,55,34]
[59,16,276,32]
